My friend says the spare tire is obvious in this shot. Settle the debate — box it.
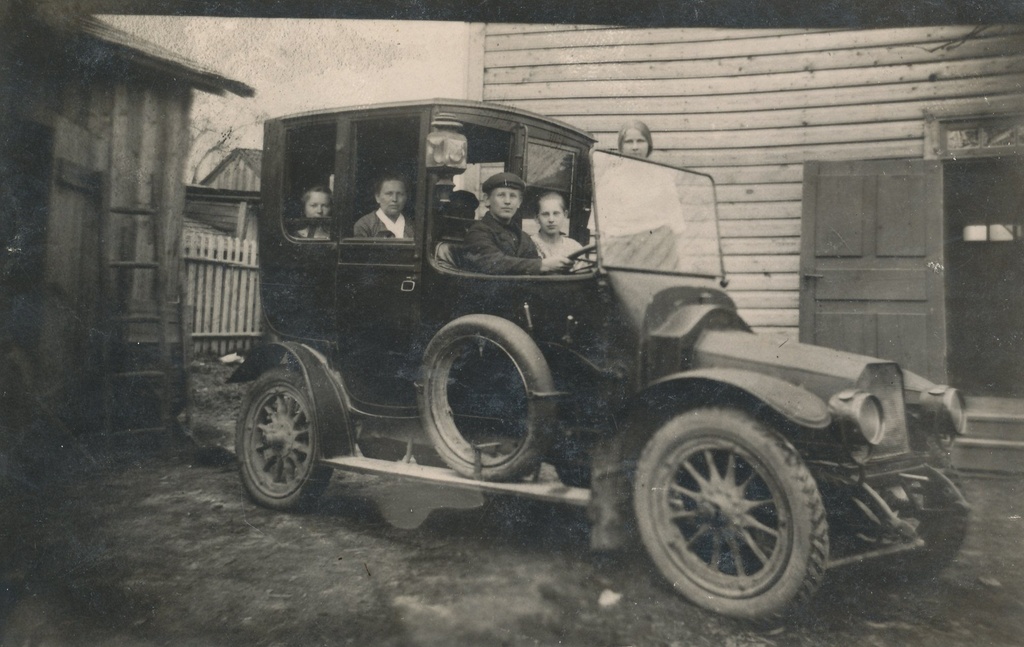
[419,314,557,481]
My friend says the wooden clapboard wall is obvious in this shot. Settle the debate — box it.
[99,80,192,346]
[21,68,192,382]
[480,24,1024,340]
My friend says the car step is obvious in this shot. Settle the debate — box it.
[322,455,591,506]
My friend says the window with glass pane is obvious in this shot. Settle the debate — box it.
[526,141,575,192]
[283,122,337,241]
[942,116,1024,157]
[520,141,577,237]
[446,124,514,237]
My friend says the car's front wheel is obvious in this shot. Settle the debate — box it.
[903,454,969,579]
[633,407,828,620]
[236,367,332,510]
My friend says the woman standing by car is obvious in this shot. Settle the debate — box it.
[587,120,659,551]
[617,120,654,159]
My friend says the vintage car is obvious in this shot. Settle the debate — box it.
[230,99,969,619]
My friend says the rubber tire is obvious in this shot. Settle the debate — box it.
[420,314,556,482]
[909,501,969,578]
[236,367,332,510]
[905,446,969,579]
[633,407,828,620]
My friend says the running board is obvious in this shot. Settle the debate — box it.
[322,456,591,507]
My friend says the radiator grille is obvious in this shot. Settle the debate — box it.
[857,364,910,458]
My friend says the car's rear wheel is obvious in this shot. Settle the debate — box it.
[236,368,332,510]
[633,407,828,620]
[420,315,557,482]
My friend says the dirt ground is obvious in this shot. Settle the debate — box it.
[2,360,1024,646]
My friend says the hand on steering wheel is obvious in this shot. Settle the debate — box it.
[564,243,597,273]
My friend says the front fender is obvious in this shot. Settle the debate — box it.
[645,303,750,382]
[647,368,832,429]
[229,342,355,457]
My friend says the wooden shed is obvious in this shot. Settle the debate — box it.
[185,149,262,240]
[475,24,1024,468]
[0,10,253,449]
[200,148,262,193]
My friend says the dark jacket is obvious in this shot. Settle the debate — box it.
[463,213,543,275]
[352,211,415,239]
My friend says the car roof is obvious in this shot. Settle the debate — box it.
[270,98,596,144]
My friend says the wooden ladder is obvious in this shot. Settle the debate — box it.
[99,198,175,440]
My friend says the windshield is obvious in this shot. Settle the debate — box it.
[591,150,724,277]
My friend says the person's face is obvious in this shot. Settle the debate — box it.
[621,128,650,158]
[304,192,331,218]
[536,196,567,237]
[375,180,407,219]
[486,187,523,223]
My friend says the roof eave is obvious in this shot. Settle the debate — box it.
[78,16,255,98]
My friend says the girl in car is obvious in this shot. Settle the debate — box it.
[530,191,582,261]
[296,186,332,239]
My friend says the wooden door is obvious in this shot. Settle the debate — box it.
[799,160,947,383]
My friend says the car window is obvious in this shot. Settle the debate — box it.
[441,130,583,242]
[449,122,514,222]
[436,123,513,242]
[345,116,421,240]
[282,122,337,242]
[521,140,578,239]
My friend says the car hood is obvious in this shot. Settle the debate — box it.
[691,329,924,399]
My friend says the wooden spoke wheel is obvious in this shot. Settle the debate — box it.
[236,368,331,510]
[633,407,828,620]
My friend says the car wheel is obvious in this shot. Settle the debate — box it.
[904,459,969,579]
[420,314,557,482]
[236,367,332,510]
[633,407,828,620]
[908,504,969,578]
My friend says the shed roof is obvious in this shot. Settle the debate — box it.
[74,15,255,98]
[200,148,263,186]
[186,184,261,203]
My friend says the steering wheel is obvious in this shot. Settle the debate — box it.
[564,243,597,274]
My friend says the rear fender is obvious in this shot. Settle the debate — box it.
[229,342,354,457]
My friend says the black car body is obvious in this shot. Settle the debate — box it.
[231,99,968,619]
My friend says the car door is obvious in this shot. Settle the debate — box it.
[334,112,426,408]
[259,117,340,343]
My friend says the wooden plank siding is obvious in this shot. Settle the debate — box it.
[122,84,189,352]
[480,24,1024,338]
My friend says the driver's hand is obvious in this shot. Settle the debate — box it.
[540,256,572,273]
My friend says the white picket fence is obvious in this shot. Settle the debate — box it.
[182,231,262,356]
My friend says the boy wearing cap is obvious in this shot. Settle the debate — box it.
[463,172,571,275]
